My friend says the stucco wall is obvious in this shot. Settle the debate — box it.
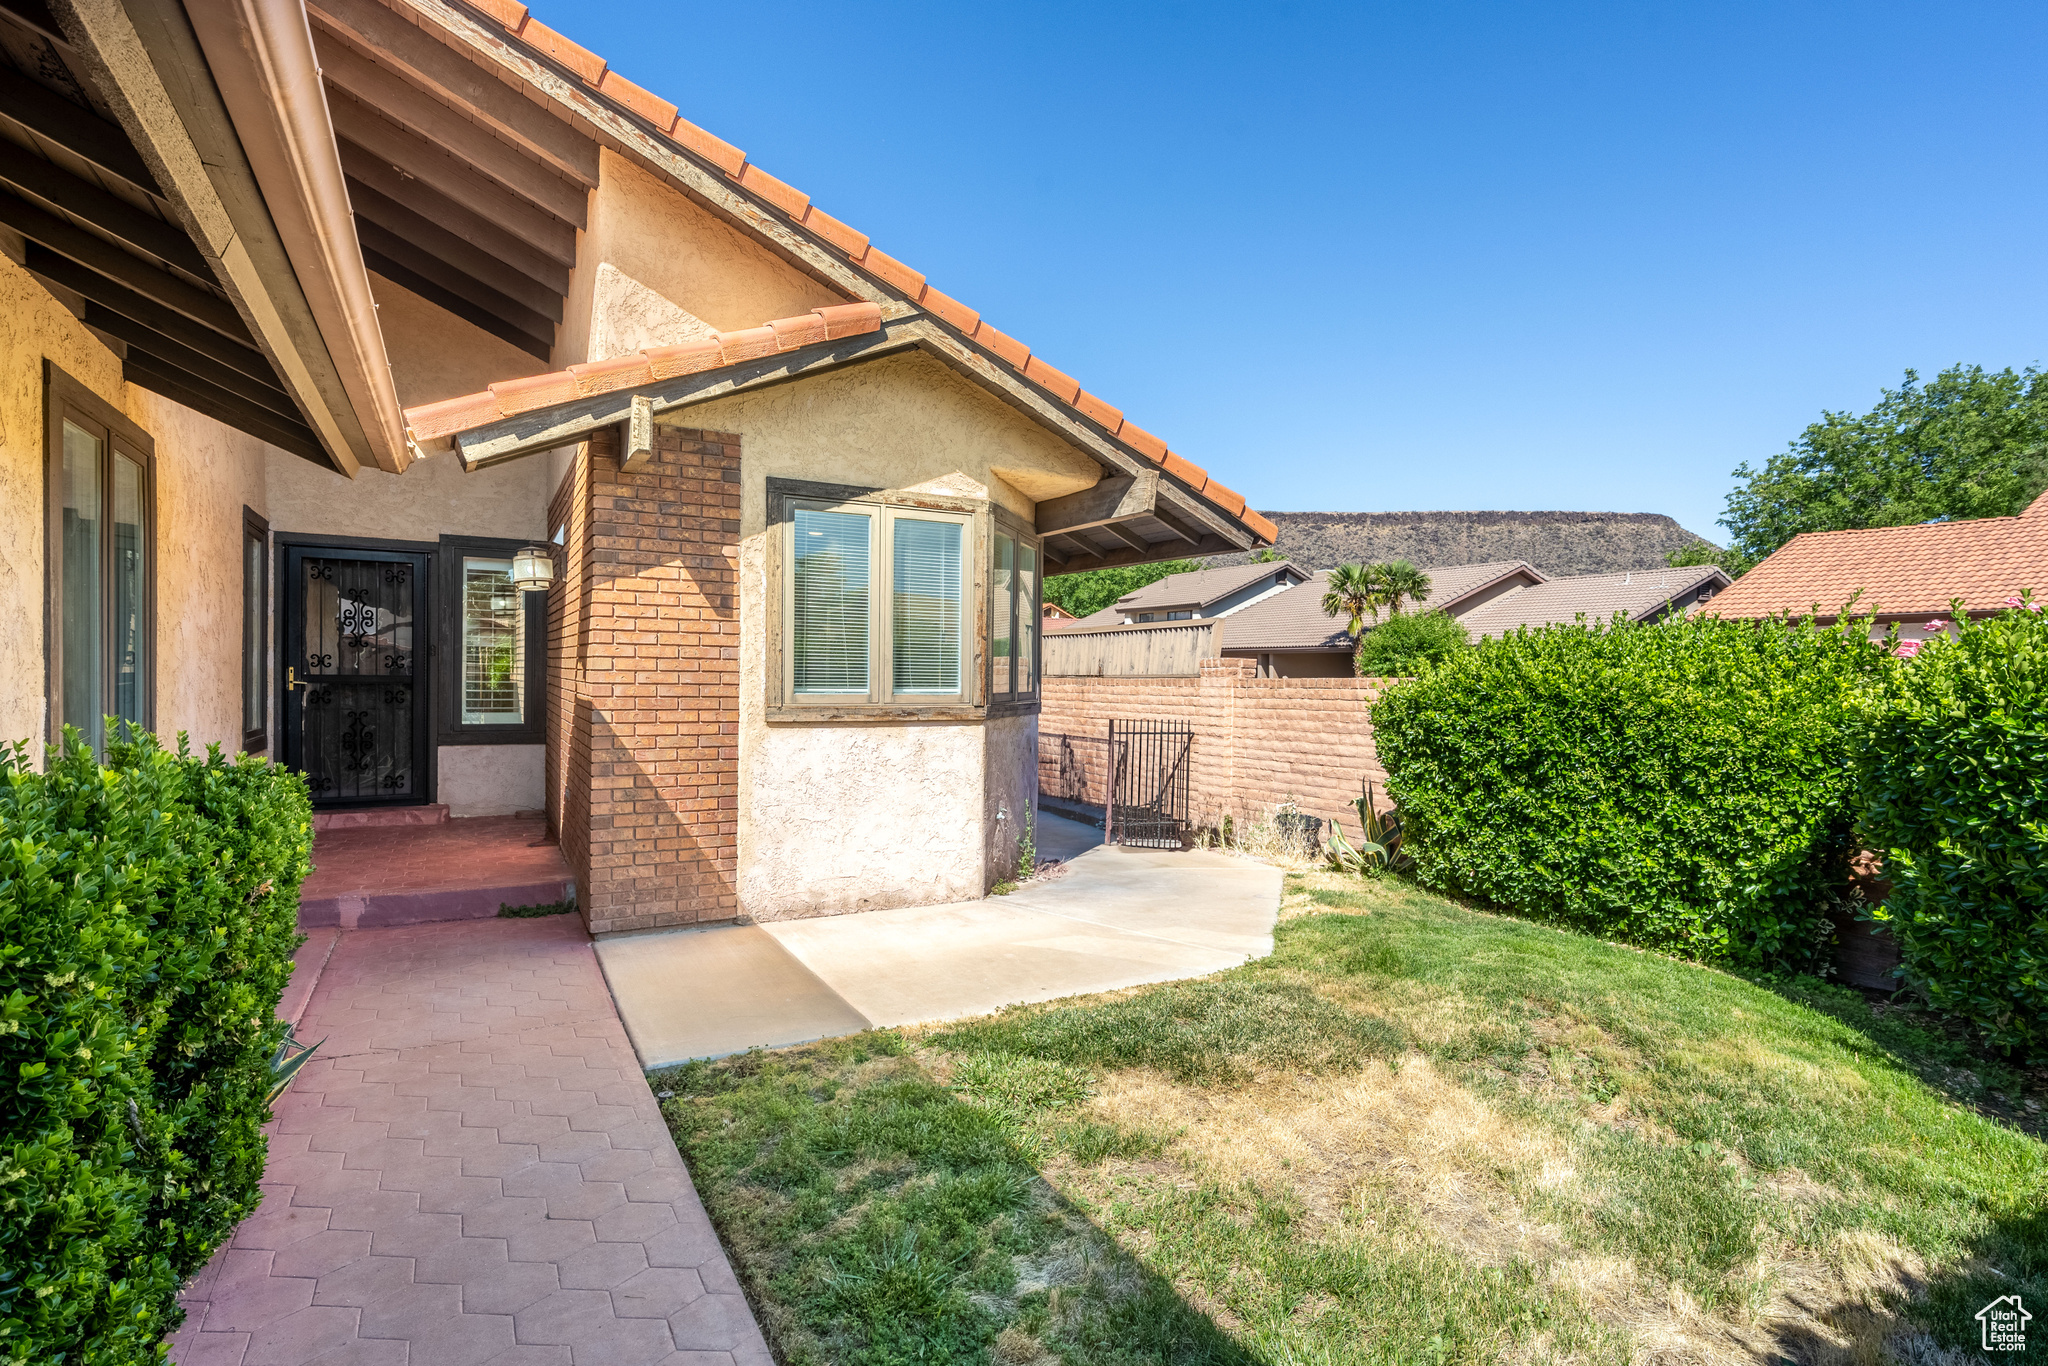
[0,250,266,755]
[266,273,550,544]
[692,350,1098,920]
[439,744,545,816]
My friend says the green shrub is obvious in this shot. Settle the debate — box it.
[1855,601,2048,1057]
[1372,614,1886,968]
[1353,608,1469,676]
[0,731,312,1365]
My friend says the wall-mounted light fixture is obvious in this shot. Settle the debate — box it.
[510,543,556,592]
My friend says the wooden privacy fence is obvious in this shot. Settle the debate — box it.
[1043,620,1217,677]
[1037,658,1397,833]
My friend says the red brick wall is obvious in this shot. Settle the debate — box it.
[1038,659,1394,830]
[545,426,741,935]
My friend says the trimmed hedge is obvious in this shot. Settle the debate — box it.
[1373,614,1886,970]
[0,733,312,1365]
[1856,602,2048,1056]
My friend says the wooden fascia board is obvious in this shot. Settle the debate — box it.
[54,0,368,475]
[1049,534,1243,575]
[1034,471,1156,537]
[449,323,927,470]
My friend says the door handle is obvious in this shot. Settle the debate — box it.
[287,667,309,690]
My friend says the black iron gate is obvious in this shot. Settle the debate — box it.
[1106,719,1192,848]
[282,546,430,806]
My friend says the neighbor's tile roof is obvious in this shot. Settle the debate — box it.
[1113,560,1307,612]
[1457,565,1730,639]
[1217,560,1543,652]
[406,0,1276,544]
[1704,491,2048,620]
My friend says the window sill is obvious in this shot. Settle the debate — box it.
[769,703,992,724]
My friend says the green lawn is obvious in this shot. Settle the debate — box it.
[653,872,2046,1366]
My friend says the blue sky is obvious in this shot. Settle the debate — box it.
[547,1,2048,543]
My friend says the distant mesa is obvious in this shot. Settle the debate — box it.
[1210,510,1722,577]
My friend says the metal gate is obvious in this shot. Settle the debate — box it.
[282,546,429,806]
[1106,719,1192,848]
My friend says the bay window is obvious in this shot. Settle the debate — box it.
[770,480,1041,719]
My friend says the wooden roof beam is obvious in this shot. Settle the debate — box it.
[0,59,155,193]
[0,138,207,275]
[354,217,552,357]
[0,185,243,334]
[337,144,570,291]
[346,175,562,319]
[1034,470,1157,539]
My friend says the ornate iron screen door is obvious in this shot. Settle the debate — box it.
[1106,719,1192,848]
[282,547,430,806]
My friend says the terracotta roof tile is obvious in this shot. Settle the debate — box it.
[595,70,676,130]
[1072,390,1122,429]
[970,321,1030,369]
[857,245,924,296]
[444,6,1277,547]
[518,18,605,85]
[467,0,527,29]
[1202,479,1247,519]
[1243,509,1279,542]
[1706,509,2048,620]
[918,285,979,332]
[1119,422,1168,462]
[736,163,809,219]
[401,303,888,444]
[671,117,745,177]
[801,206,869,258]
[1022,355,1080,404]
[568,354,653,396]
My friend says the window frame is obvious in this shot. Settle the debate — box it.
[987,506,1042,711]
[435,533,546,745]
[43,362,155,747]
[242,506,269,752]
[768,478,1016,723]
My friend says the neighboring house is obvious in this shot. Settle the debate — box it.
[1057,560,1311,627]
[1042,602,1078,621]
[1219,560,1542,675]
[0,0,1273,934]
[1704,492,2048,642]
[1456,564,1731,640]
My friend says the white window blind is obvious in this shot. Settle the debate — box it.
[892,517,962,694]
[992,532,1015,695]
[461,557,523,724]
[793,507,871,693]
[1016,540,1037,695]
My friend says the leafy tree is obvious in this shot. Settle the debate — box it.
[1248,547,1288,563]
[1321,563,1384,637]
[1354,608,1468,676]
[1043,559,1199,619]
[1376,559,1432,615]
[1718,364,2048,571]
[1664,539,1725,569]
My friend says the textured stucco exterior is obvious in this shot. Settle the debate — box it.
[439,744,545,817]
[0,249,264,756]
[693,349,1097,920]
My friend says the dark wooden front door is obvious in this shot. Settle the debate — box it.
[282,546,430,806]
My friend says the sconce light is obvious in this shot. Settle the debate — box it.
[510,543,556,592]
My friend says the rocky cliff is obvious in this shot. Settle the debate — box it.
[1214,510,1722,577]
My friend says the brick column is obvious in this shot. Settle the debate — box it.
[548,425,740,935]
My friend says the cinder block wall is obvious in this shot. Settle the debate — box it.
[1038,659,1394,831]
[546,426,741,934]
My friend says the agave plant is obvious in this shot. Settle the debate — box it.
[268,1024,324,1103]
[1324,781,1408,877]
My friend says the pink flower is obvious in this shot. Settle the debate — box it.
[1893,640,1923,659]
[1924,619,1947,631]
[2008,596,2025,607]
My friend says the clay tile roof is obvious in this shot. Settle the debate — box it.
[1705,493,2048,620]
[1457,565,1730,639]
[446,0,1271,545]
[403,303,884,444]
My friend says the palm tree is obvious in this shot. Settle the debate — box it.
[1321,563,1384,638]
[1373,559,1432,616]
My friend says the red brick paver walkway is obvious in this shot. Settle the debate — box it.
[298,816,575,929]
[171,915,769,1366]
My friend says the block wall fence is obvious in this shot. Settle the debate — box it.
[545,426,741,936]
[1038,658,1398,834]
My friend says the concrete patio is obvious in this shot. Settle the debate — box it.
[171,914,769,1366]
[595,809,1283,1068]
